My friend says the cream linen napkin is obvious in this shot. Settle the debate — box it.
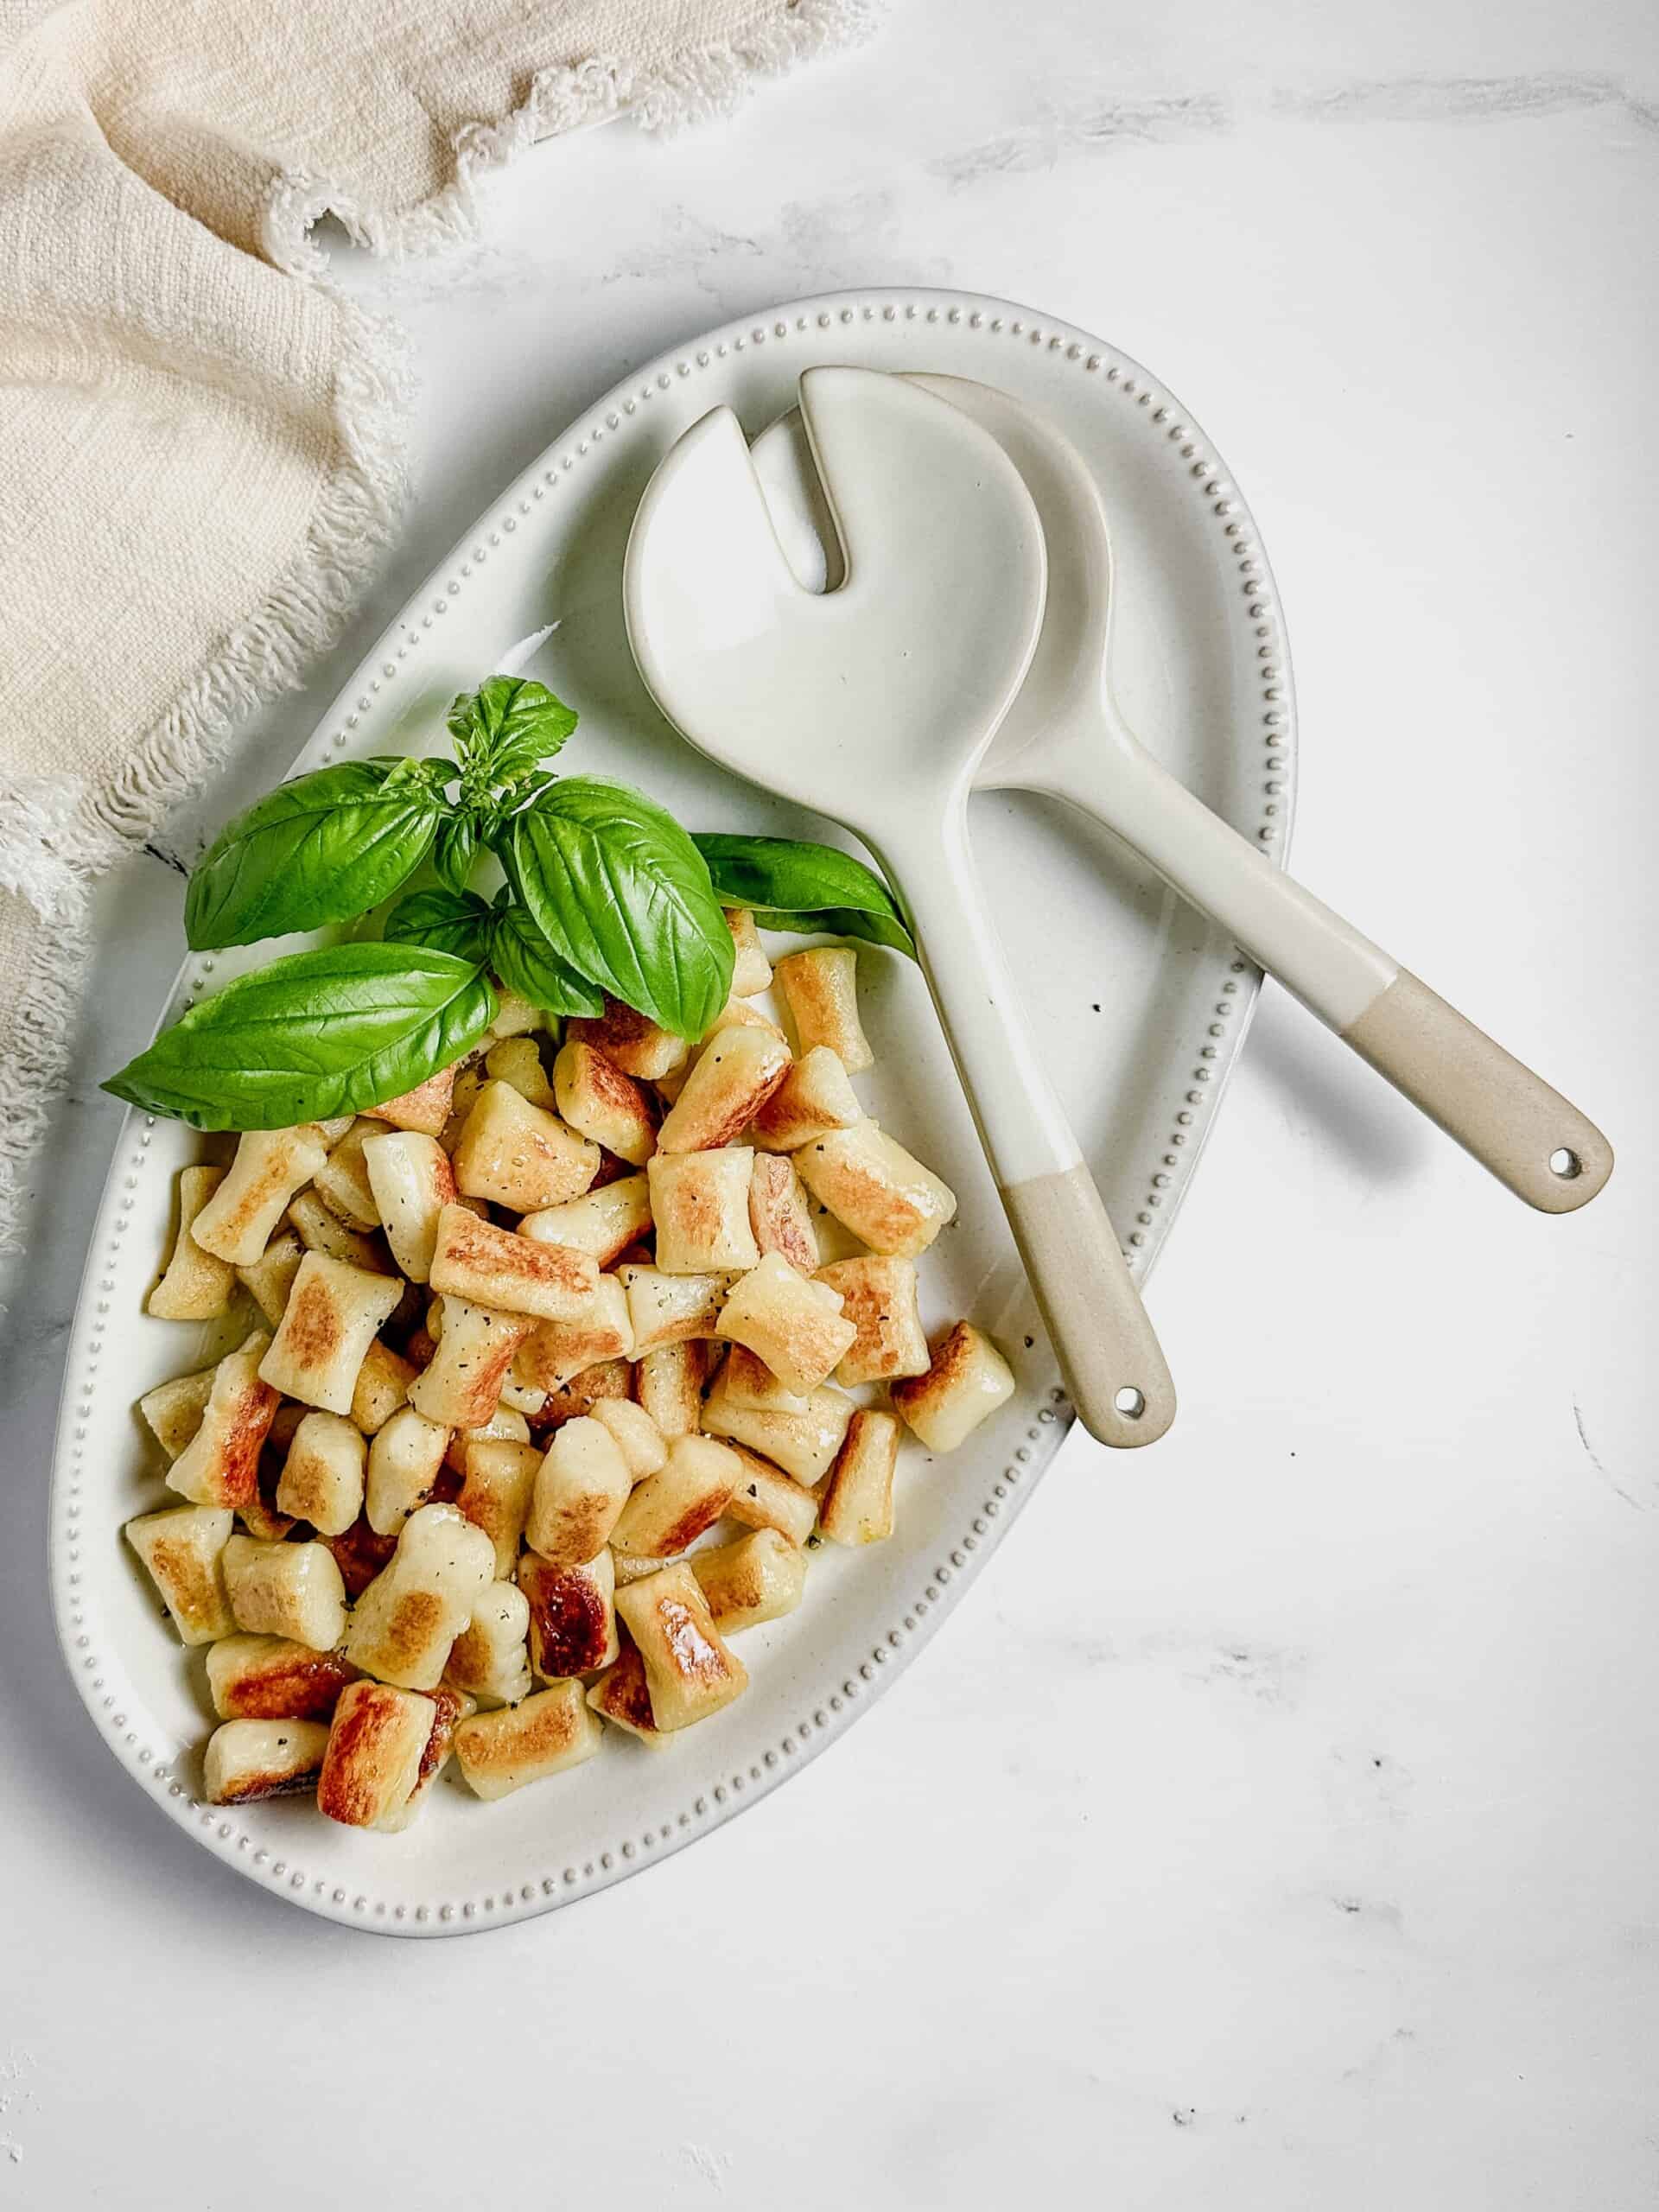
[0,0,872,1249]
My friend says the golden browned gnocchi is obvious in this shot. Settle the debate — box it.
[130,959,1018,1833]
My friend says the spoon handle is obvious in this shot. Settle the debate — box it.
[1031,737,1613,1212]
[876,811,1176,1449]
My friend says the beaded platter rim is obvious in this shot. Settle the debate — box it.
[49,286,1297,1937]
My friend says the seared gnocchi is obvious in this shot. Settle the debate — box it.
[130,944,1015,1829]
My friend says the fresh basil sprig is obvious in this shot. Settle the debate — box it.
[693,833,916,959]
[508,779,734,1039]
[111,671,925,1133]
[105,944,497,1132]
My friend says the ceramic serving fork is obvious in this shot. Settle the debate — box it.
[751,376,1614,1215]
[624,366,1178,1448]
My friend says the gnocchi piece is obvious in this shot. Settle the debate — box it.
[723,907,773,996]
[609,1433,742,1559]
[206,1634,357,1721]
[702,1370,853,1485]
[451,1079,600,1211]
[751,1046,863,1153]
[485,1033,556,1111]
[716,1342,809,1414]
[794,1122,957,1257]
[775,946,872,1071]
[706,995,788,1044]
[287,1186,389,1273]
[691,1527,808,1632]
[553,1040,658,1166]
[368,1058,461,1138]
[490,989,544,1039]
[147,1166,238,1320]
[656,1024,791,1154]
[588,1396,668,1479]
[518,1548,619,1678]
[446,1583,532,1707]
[815,1254,930,1386]
[137,1361,216,1459]
[314,1118,384,1230]
[204,1718,331,1805]
[378,1685,474,1832]
[407,1294,532,1428]
[649,1148,760,1274]
[361,1130,455,1283]
[320,1514,398,1600]
[454,1436,541,1577]
[536,1356,632,1427]
[190,1124,332,1267]
[317,1680,435,1827]
[515,1275,633,1392]
[126,1504,234,1644]
[891,1322,1016,1451]
[365,1405,454,1535]
[257,1254,404,1415]
[442,1061,485,1141]
[716,1252,855,1397]
[525,1415,632,1565]
[587,1642,665,1745]
[428,1203,600,1323]
[816,1408,900,1545]
[274,1408,366,1536]
[613,1562,747,1732]
[721,1443,821,1548]
[747,1153,820,1272]
[566,997,689,1082]
[632,1341,710,1436]
[454,1680,603,1801]
[224,1533,349,1650]
[167,1332,279,1510]
[499,1374,549,1417]
[350,1337,418,1434]
[654,1061,690,1107]
[235,1227,305,1326]
[609,1549,669,1586]
[343,1503,494,1691]
[443,1402,530,1474]
[518,1174,652,1267]
[618,1264,728,1354]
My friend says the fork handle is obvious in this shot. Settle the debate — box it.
[1030,735,1612,1214]
[875,812,1175,1449]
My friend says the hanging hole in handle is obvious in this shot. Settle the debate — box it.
[1548,1147,1583,1180]
[1114,1386,1146,1420]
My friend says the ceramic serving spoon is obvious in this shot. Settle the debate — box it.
[750,377,1613,1214]
[624,365,1178,1448]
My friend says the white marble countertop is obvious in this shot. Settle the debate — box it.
[2,2,1656,2202]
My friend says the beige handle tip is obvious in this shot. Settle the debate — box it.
[1344,970,1613,1214]
[1003,1165,1177,1448]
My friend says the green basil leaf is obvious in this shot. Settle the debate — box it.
[693,835,906,926]
[447,676,577,781]
[749,905,918,958]
[489,904,606,1019]
[508,779,734,1039]
[384,887,493,963]
[103,944,496,1132]
[434,812,482,895]
[185,760,442,950]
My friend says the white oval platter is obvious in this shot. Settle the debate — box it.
[50,288,1295,1936]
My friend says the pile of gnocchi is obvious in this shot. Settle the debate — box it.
[126,919,1017,1832]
